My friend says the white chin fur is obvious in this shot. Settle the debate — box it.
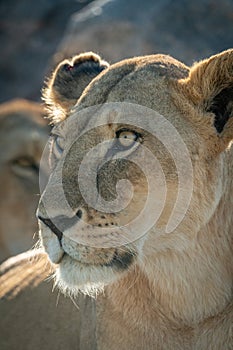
[46,237,64,264]
[39,225,64,264]
[55,254,117,298]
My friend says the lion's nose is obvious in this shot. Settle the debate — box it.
[38,216,63,241]
[75,209,83,219]
[38,209,83,241]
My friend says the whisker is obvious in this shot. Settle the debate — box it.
[70,295,80,310]
[56,290,61,307]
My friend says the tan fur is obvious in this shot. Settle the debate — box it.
[0,99,49,262]
[1,51,233,349]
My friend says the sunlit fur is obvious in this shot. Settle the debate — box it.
[3,50,232,349]
[38,50,233,349]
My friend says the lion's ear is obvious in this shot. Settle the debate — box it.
[43,52,109,123]
[182,49,233,143]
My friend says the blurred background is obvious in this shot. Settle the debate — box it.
[1,0,233,103]
[0,0,232,261]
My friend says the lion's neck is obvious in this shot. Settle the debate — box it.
[104,177,233,329]
[95,160,233,349]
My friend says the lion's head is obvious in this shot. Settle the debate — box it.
[0,99,49,262]
[38,50,233,296]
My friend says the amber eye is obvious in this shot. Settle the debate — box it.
[12,157,39,176]
[116,129,141,149]
[14,157,33,167]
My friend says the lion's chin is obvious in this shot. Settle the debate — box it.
[54,253,119,298]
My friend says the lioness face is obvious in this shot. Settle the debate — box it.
[38,52,233,295]
[0,100,49,262]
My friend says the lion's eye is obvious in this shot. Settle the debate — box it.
[116,129,141,149]
[12,157,39,177]
[53,135,64,159]
[14,157,34,168]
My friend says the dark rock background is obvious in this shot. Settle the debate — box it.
[58,0,233,65]
[1,0,233,103]
[0,0,92,103]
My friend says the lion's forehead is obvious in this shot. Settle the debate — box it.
[57,100,184,142]
[52,55,191,143]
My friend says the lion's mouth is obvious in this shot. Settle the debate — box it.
[39,215,136,270]
[60,249,135,271]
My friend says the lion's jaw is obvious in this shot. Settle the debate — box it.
[38,218,140,296]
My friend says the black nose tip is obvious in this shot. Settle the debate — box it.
[38,216,63,241]
[38,209,83,241]
[76,209,82,219]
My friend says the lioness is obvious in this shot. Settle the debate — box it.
[0,100,49,262]
[1,50,233,349]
